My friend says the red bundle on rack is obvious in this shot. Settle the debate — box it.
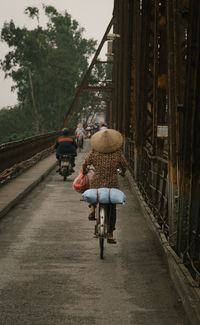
[73,170,90,193]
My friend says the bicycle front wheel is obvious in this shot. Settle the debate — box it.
[99,237,104,259]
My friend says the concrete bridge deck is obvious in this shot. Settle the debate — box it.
[0,140,199,325]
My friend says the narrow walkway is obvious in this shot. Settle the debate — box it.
[0,154,56,219]
[0,140,191,324]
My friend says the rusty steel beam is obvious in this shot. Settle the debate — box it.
[111,0,200,283]
[157,0,168,157]
[152,0,159,155]
[95,61,113,64]
[132,0,146,181]
[166,0,180,247]
[139,0,155,152]
[112,0,132,133]
[121,0,131,136]
[112,0,121,131]
[178,0,200,263]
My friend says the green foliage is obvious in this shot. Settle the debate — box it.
[0,5,97,133]
[0,131,41,145]
[24,7,40,24]
[0,104,39,144]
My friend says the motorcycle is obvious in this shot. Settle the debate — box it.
[58,154,75,181]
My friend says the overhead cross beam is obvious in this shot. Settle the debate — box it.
[62,17,115,128]
[82,86,113,92]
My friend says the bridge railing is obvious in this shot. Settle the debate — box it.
[139,147,168,236]
[124,137,200,286]
[124,138,168,237]
[0,131,62,174]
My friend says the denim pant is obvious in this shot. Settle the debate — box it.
[105,204,116,233]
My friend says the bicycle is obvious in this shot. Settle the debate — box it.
[83,169,108,259]
[81,170,125,260]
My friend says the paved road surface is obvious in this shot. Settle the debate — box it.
[0,140,190,324]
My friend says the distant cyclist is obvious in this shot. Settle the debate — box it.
[55,128,77,172]
[75,123,85,149]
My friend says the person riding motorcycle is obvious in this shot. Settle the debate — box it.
[55,128,77,172]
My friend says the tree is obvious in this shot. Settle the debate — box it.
[0,6,97,133]
[0,104,36,144]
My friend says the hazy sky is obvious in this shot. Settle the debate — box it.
[0,0,114,108]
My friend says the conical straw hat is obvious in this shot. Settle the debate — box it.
[90,129,123,153]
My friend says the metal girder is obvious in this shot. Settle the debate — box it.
[112,0,200,283]
[62,17,115,128]
[177,0,200,280]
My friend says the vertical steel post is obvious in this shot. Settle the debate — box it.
[178,0,200,266]
[152,0,158,155]
[166,0,178,247]
[132,0,142,180]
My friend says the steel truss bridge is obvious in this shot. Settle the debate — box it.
[1,0,200,287]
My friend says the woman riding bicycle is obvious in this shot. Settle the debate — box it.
[82,128,127,243]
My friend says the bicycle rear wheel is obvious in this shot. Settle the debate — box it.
[98,205,106,259]
[99,237,104,259]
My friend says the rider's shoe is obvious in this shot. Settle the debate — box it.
[88,212,95,221]
[107,232,117,244]
[107,238,117,244]
[56,168,61,173]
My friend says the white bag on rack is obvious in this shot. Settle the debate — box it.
[82,188,126,204]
